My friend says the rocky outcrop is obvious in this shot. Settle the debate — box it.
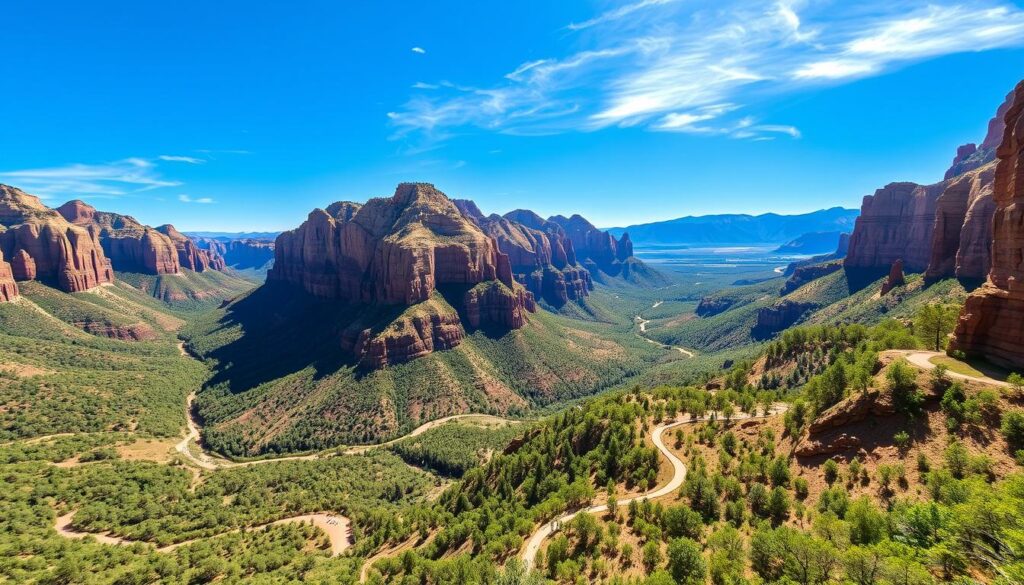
[270,183,536,368]
[880,259,906,295]
[0,249,18,302]
[695,296,734,317]
[951,81,1024,370]
[57,200,181,275]
[781,260,842,294]
[548,214,634,278]
[924,164,996,284]
[0,185,114,292]
[847,88,1015,289]
[156,224,223,272]
[455,201,593,307]
[844,181,944,280]
[752,300,815,339]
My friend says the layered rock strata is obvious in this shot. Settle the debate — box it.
[0,249,19,302]
[57,200,181,275]
[951,81,1024,370]
[0,184,114,292]
[157,224,224,272]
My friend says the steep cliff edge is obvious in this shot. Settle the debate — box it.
[951,81,1024,370]
[57,200,181,275]
[0,249,19,302]
[268,183,536,367]
[0,185,114,292]
[156,224,224,272]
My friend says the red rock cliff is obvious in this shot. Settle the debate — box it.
[0,185,114,292]
[924,164,996,283]
[844,181,944,277]
[57,200,181,275]
[0,249,18,302]
[950,81,1024,370]
[156,224,223,272]
[270,183,536,368]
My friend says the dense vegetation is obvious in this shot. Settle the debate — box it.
[388,419,527,477]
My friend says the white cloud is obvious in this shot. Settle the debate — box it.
[178,194,214,204]
[412,81,438,89]
[159,155,205,164]
[389,0,1024,144]
[411,47,426,54]
[0,158,182,199]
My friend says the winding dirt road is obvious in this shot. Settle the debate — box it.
[520,404,786,570]
[634,301,696,358]
[55,511,352,555]
[902,350,1010,388]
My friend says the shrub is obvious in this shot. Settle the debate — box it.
[1001,410,1024,449]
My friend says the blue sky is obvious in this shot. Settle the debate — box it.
[1,1,1023,231]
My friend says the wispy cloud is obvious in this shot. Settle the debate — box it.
[0,158,182,199]
[159,154,205,164]
[178,194,214,204]
[411,47,426,54]
[388,0,1024,144]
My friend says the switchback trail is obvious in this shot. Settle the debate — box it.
[900,350,1010,388]
[520,404,787,570]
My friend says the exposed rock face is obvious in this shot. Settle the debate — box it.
[844,181,944,279]
[548,214,634,278]
[0,185,114,292]
[847,89,1014,288]
[951,81,1024,370]
[156,224,223,272]
[925,164,996,283]
[695,297,734,317]
[0,249,18,302]
[57,200,181,275]
[752,300,815,339]
[270,183,536,368]
[454,200,593,307]
[781,260,842,294]
[880,259,906,295]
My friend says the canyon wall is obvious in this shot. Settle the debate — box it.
[950,81,1024,370]
[57,200,182,275]
[157,224,225,272]
[0,185,114,292]
[0,249,18,302]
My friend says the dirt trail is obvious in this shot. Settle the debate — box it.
[634,307,696,358]
[55,511,352,555]
[901,350,1010,388]
[520,404,787,570]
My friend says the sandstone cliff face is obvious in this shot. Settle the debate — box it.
[880,259,906,295]
[944,90,1014,180]
[844,181,944,278]
[951,81,1024,370]
[548,214,634,278]
[270,183,536,368]
[57,200,181,275]
[0,249,18,302]
[924,164,996,283]
[753,300,815,339]
[454,200,593,307]
[0,185,114,292]
[156,224,223,272]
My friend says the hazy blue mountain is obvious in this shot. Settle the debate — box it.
[608,207,859,245]
[773,231,847,254]
[185,231,281,241]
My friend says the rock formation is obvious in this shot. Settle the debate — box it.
[454,200,593,307]
[0,184,114,292]
[156,224,224,272]
[0,249,18,302]
[269,183,537,368]
[880,259,906,295]
[846,88,1017,289]
[781,260,842,294]
[57,200,181,275]
[752,300,815,339]
[548,214,634,278]
[950,81,1024,370]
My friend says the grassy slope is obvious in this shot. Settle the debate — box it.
[116,268,257,312]
[0,283,206,439]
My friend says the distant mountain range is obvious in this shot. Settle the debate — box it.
[773,231,847,255]
[608,207,859,245]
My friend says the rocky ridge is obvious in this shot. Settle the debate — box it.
[951,80,1024,370]
[0,184,114,292]
[157,224,225,272]
[57,200,182,275]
